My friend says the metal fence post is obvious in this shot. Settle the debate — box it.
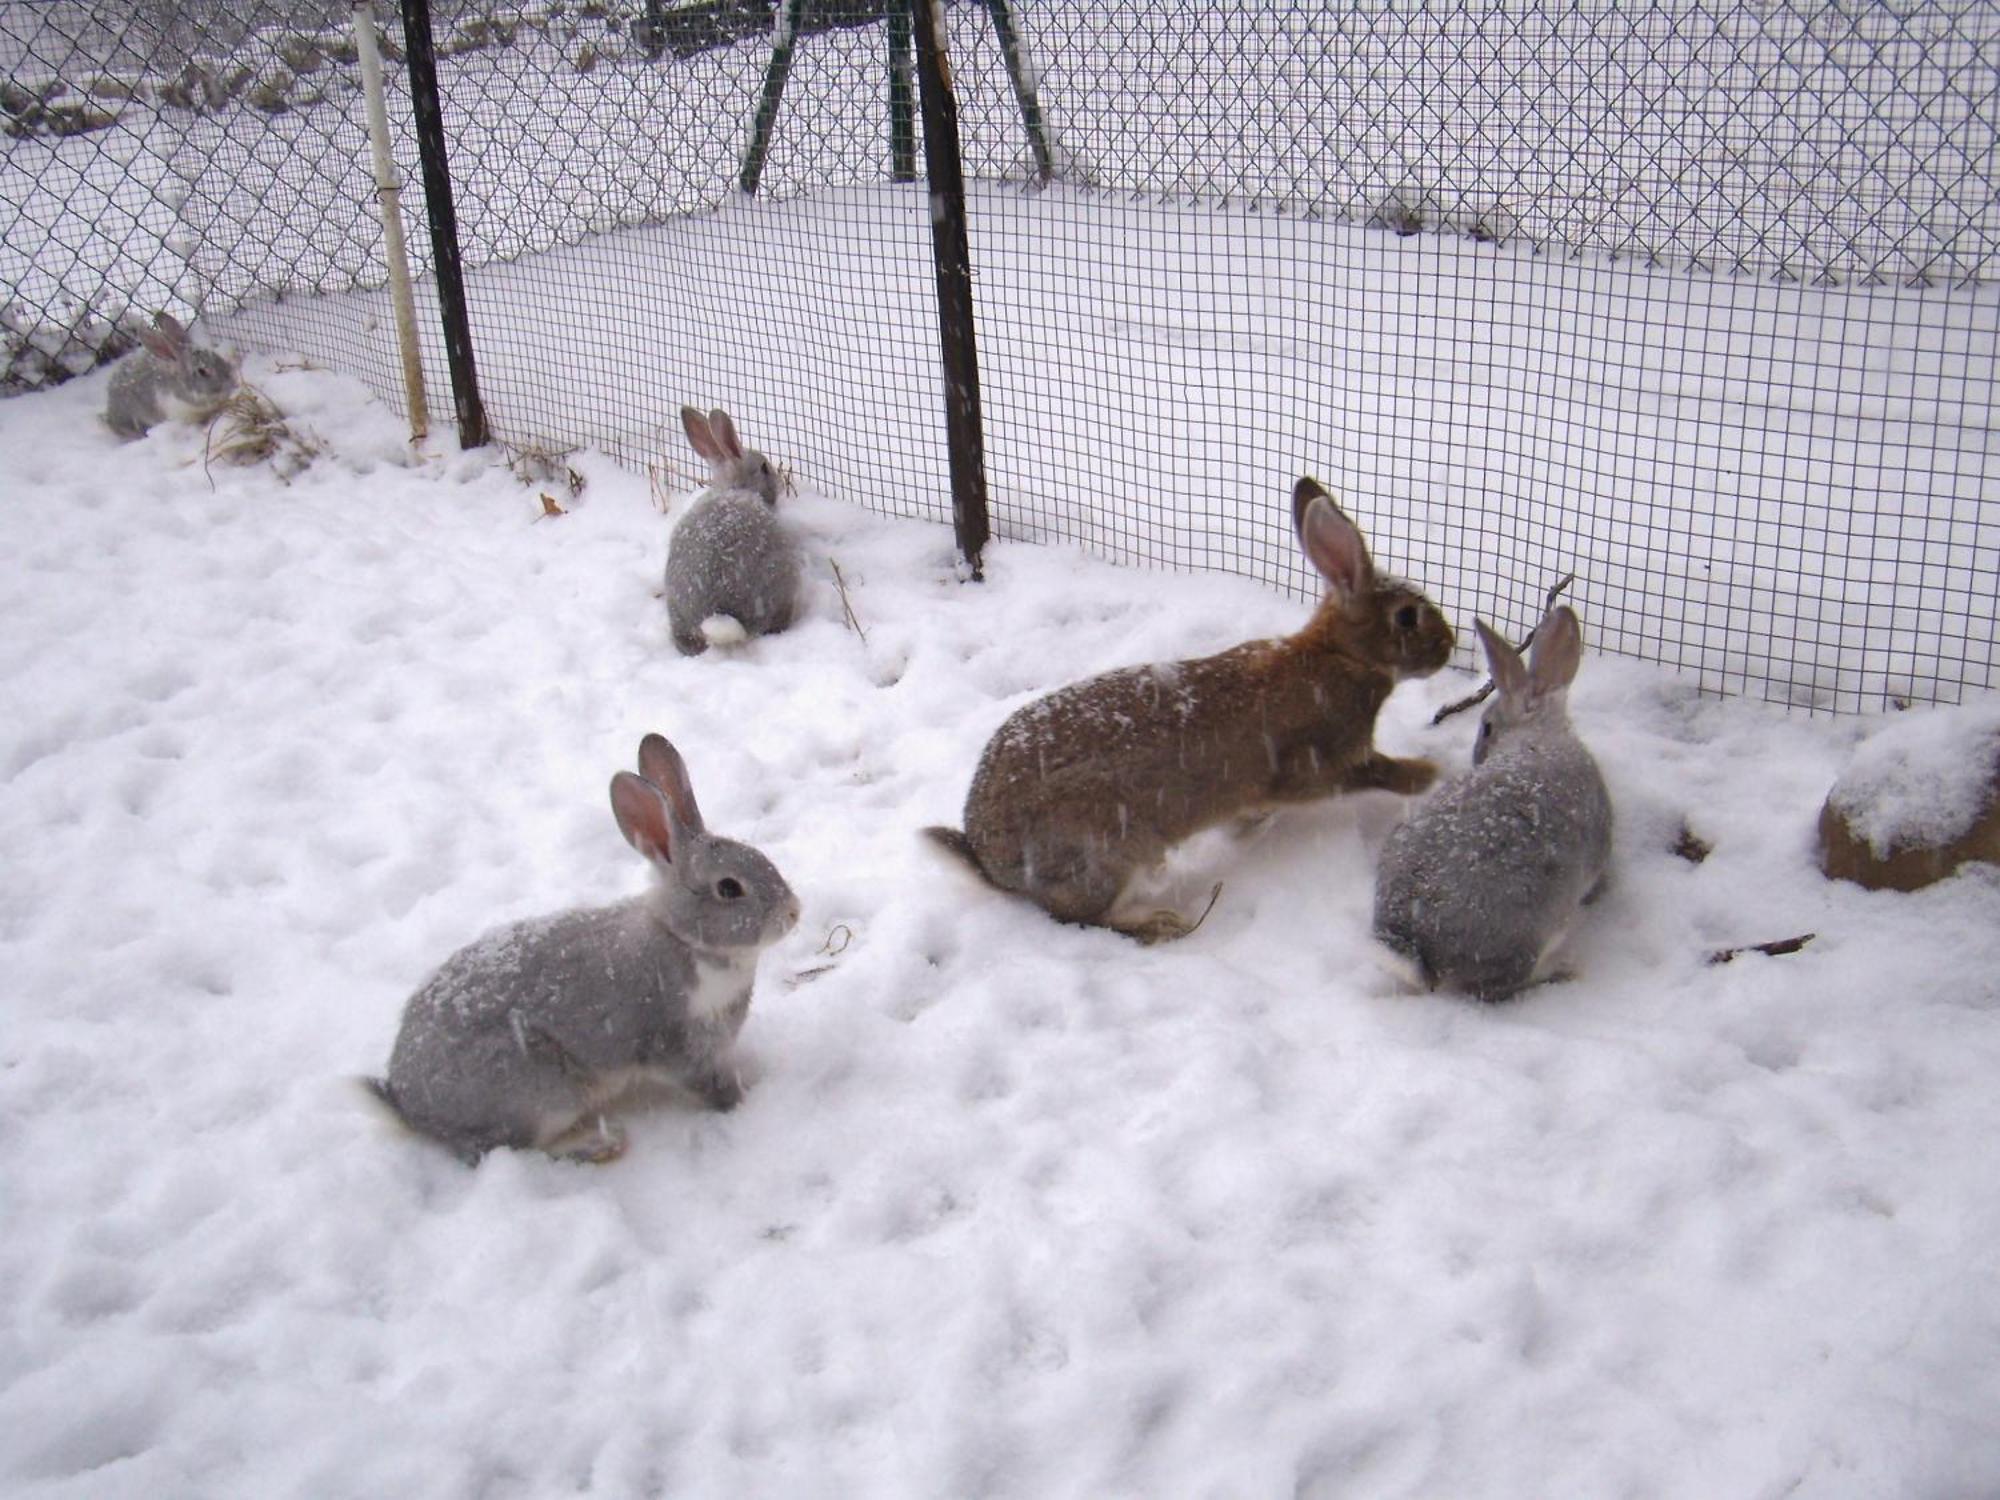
[985,0,1052,184]
[911,0,991,577]
[887,0,917,184]
[740,0,810,195]
[398,0,490,449]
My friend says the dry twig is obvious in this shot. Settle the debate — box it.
[500,439,585,500]
[1706,933,1816,966]
[1432,573,1578,725]
[786,923,856,988]
[829,558,867,643]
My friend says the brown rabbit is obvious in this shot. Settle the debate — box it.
[928,478,1456,940]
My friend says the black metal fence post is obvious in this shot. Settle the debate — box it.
[740,0,811,195]
[911,0,991,577]
[887,0,917,184]
[986,0,1052,183]
[638,0,669,60]
[399,0,489,448]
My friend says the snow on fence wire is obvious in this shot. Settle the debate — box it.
[3,0,1997,712]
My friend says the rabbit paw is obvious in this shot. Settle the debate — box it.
[1345,752,1438,796]
[1112,881,1225,944]
[546,1114,627,1163]
[693,1068,744,1113]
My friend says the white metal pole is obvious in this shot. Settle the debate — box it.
[353,0,430,441]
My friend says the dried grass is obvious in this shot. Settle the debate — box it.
[202,383,324,481]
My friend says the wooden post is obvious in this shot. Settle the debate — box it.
[911,0,990,576]
[352,0,428,441]
[398,0,489,448]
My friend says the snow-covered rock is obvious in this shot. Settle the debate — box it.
[1820,698,2000,891]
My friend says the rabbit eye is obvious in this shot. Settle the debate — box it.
[716,877,745,900]
[1394,604,1420,631]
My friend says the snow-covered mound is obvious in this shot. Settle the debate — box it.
[1827,699,2000,859]
[3,361,1998,1498]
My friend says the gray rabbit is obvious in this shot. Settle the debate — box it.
[104,312,238,439]
[373,733,800,1163]
[1372,605,1613,1001]
[665,406,800,654]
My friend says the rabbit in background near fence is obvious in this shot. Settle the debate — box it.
[1372,605,1614,1002]
[928,477,1456,942]
[666,405,801,654]
[370,732,800,1164]
[104,312,239,439]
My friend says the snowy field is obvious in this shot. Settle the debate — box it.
[4,357,1999,1498]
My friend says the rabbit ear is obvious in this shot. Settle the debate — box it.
[1475,619,1530,702]
[636,732,706,836]
[1293,481,1375,605]
[611,771,676,866]
[1291,475,1330,537]
[139,315,185,361]
[681,406,722,463]
[707,409,744,461]
[1527,606,1583,697]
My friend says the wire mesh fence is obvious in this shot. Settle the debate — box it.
[4,0,1996,711]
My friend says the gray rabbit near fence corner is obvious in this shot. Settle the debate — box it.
[372,733,800,1164]
[103,312,238,439]
[1372,604,1614,1002]
[666,405,802,655]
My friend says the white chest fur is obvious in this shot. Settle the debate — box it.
[686,949,759,1024]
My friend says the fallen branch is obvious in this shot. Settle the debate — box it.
[1706,933,1816,966]
[1432,573,1578,725]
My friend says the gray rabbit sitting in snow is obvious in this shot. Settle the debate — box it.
[104,312,239,439]
[666,405,801,655]
[1372,604,1613,1001]
[373,733,799,1163]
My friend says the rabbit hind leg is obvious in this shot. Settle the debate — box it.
[1015,838,1134,934]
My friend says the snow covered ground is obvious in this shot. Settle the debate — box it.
[4,357,1999,1498]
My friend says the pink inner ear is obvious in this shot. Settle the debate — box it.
[610,772,674,864]
[1475,620,1529,699]
[636,734,705,835]
[681,407,719,463]
[709,409,743,461]
[1529,607,1583,692]
[1300,497,1373,599]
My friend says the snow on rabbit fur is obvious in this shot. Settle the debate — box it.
[3,358,1999,1499]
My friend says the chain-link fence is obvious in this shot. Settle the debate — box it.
[5,0,1996,711]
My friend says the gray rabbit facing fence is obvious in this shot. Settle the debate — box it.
[666,406,801,655]
[104,313,238,440]
[929,478,1456,941]
[374,733,799,1163]
[1372,605,1613,1001]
